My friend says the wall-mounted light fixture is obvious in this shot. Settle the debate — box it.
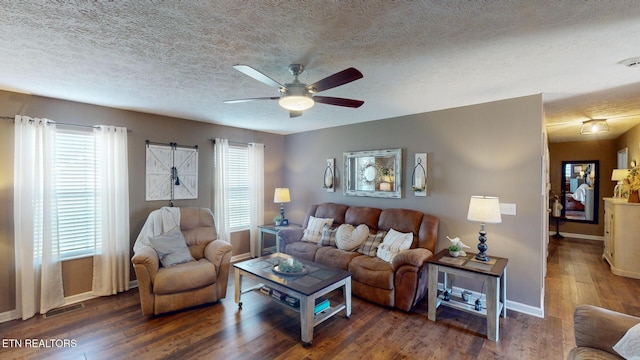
[323,158,335,192]
[412,153,427,196]
[580,119,609,135]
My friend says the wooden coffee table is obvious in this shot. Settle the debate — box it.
[234,253,351,346]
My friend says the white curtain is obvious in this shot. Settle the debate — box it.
[248,143,265,257]
[92,126,130,296]
[13,115,64,320]
[213,138,230,241]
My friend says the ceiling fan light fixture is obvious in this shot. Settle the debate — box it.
[279,95,314,111]
[580,119,609,135]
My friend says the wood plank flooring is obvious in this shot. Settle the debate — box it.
[2,237,640,359]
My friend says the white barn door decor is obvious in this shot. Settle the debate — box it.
[145,141,198,202]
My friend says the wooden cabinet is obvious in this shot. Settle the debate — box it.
[603,198,640,279]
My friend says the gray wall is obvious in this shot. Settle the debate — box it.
[283,94,545,309]
[0,90,285,313]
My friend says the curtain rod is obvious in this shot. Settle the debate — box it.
[209,138,264,147]
[146,140,198,150]
[1,115,133,133]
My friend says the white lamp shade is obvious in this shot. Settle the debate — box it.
[467,196,502,223]
[273,188,291,203]
[612,169,630,181]
[279,96,314,111]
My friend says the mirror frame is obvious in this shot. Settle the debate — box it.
[560,160,599,224]
[343,148,402,198]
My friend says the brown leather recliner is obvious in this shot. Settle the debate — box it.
[568,304,640,359]
[131,207,232,316]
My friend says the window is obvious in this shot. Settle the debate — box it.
[54,128,100,259]
[228,145,250,230]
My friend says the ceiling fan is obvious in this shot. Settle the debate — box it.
[224,64,364,118]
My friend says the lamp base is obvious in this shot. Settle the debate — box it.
[475,228,490,262]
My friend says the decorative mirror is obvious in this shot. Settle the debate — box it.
[344,148,402,198]
[560,160,599,223]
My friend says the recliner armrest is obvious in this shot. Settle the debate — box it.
[131,246,160,280]
[391,248,433,271]
[573,304,640,355]
[204,239,232,273]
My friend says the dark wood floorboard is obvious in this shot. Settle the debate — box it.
[2,237,640,359]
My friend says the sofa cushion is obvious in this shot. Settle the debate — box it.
[148,227,195,267]
[335,224,369,251]
[358,231,387,256]
[377,228,413,262]
[301,216,334,244]
[315,247,362,270]
[153,259,216,294]
[349,255,394,289]
[319,224,337,246]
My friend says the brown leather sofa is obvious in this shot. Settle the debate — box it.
[132,207,232,316]
[278,202,439,311]
[568,304,640,359]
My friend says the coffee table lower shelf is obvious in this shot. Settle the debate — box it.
[246,285,348,327]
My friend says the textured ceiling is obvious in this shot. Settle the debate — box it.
[2,1,640,142]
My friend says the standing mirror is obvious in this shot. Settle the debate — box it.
[344,148,402,198]
[561,160,599,223]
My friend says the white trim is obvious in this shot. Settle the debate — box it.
[231,252,252,263]
[0,309,18,323]
[548,231,604,241]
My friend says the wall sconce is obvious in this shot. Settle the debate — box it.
[412,153,427,196]
[323,158,335,192]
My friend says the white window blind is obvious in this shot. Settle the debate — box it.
[228,145,250,230]
[54,128,100,259]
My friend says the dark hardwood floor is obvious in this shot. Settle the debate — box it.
[2,237,640,359]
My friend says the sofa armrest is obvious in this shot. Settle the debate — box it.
[573,305,640,355]
[278,227,305,246]
[391,248,433,271]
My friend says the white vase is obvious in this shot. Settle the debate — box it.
[449,250,459,257]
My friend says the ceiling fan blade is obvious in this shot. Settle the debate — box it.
[233,64,284,89]
[223,97,280,104]
[313,96,364,108]
[307,68,363,93]
[289,110,303,118]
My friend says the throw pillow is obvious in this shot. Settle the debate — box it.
[376,228,413,262]
[613,322,640,359]
[358,231,387,256]
[301,216,334,244]
[335,224,370,251]
[319,224,338,247]
[148,227,195,267]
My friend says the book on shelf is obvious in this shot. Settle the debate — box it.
[314,297,330,314]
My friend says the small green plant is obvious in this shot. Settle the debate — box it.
[274,215,283,223]
[448,245,460,252]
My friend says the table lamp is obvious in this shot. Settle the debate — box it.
[273,188,291,224]
[611,169,630,198]
[467,195,502,262]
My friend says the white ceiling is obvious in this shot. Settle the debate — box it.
[2,1,640,142]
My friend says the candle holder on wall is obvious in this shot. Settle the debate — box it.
[412,153,427,196]
[323,158,335,192]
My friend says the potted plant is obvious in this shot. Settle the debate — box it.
[448,244,460,257]
[274,215,283,226]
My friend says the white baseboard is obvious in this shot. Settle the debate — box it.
[548,231,603,241]
[231,253,251,263]
[0,309,18,323]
